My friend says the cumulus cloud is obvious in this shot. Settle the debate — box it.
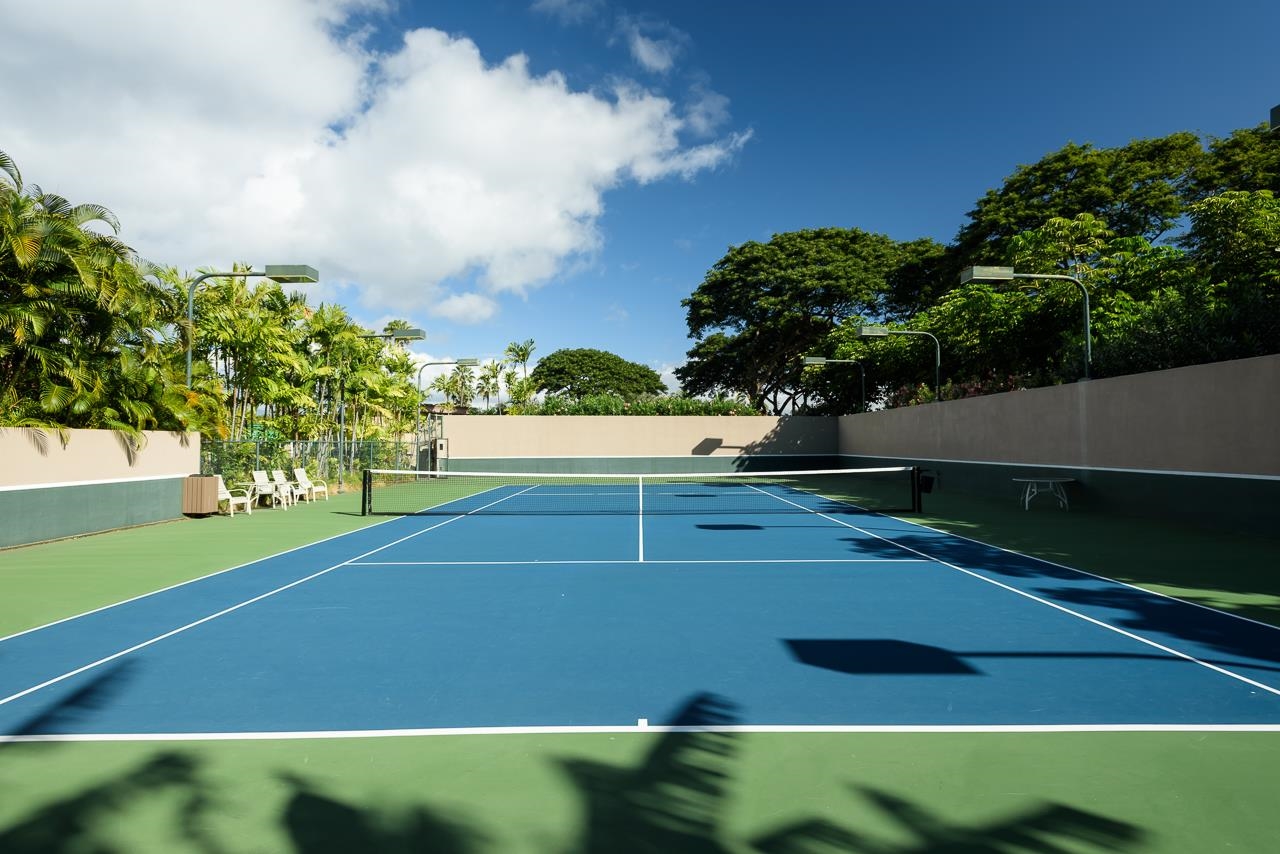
[431,292,500,324]
[0,0,748,322]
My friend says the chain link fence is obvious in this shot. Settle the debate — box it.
[202,438,424,493]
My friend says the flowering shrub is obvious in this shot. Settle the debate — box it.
[884,371,1031,408]
[500,393,756,416]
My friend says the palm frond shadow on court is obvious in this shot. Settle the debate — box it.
[557,692,1146,854]
[0,685,1145,853]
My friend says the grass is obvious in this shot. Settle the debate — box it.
[1,483,1277,852]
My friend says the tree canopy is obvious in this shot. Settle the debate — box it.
[531,348,665,401]
[676,228,941,414]
[681,127,1280,413]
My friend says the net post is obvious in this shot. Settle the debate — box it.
[911,466,922,513]
[361,469,372,515]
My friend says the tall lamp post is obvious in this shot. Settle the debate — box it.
[336,329,428,485]
[414,358,480,466]
[360,328,427,343]
[802,356,866,412]
[186,264,318,386]
[960,265,1090,379]
[857,326,941,401]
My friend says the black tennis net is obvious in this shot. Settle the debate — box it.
[361,466,922,516]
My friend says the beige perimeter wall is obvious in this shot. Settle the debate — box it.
[838,354,1280,476]
[0,429,201,487]
[439,415,836,459]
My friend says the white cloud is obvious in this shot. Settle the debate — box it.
[530,0,603,25]
[431,292,500,324]
[617,16,688,74]
[0,0,748,320]
[685,82,732,137]
[655,362,681,393]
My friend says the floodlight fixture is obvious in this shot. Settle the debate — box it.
[960,265,1090,379]
[959,265,1016,284]
[362,328,427,341]
[855,326,940,400]
[185,264,318,386]
[414,358,481,443]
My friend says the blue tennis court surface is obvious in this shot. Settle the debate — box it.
[3,479,1280,738]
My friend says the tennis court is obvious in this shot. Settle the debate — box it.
[3,467,1280,853]
[3,466,1278,738]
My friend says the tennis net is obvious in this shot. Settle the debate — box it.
[361,466,922,516]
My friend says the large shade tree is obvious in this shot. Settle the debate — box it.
[677,228,940,413]
[531,348,664,400]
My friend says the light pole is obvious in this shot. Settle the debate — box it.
[185,264,318,386]
[960,265,1090,379]
[360,328,426,343]
[802,356,866,412]
[414,358,480,465]
[337,329,426,485]
[857,326,941,401]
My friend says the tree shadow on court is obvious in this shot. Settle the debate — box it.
[558,692,740,854]
[4,660,138,737]
[555,692,1145,854]
[1036,583,1280,667]
[751,786,1143,853]
[0,662,232,853]
[0,750,232,854]
[0,675,1146,853]
[276,771,489,854]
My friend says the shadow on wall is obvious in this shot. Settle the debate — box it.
[692,418,840,468]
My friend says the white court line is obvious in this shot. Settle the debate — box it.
[745,484,1280,699]
[350,558,931,563]
[4,722,1280,743]
[0,511,413,645]
[637,477,644,562]
[0,497,528,710]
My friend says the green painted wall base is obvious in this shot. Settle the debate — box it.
[0,477,186,549]
[842,454,1279,533]
[442,455,842,474]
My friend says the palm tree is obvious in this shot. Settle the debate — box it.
[0,148,185,435]
[504,338,536,378]
[477,360,503,411]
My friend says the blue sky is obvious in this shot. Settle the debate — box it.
[1,0,1276,393]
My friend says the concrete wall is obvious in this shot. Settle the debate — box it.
[0,429,199,487]
[0,429,201,548]
[837,354,1280,476]
[439,415,836,468]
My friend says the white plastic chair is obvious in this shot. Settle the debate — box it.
[273,469,307,505]
[294,468,329,501]
[249,470,287,509]
[216,476,251,516]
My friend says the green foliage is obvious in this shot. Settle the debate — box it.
[954,134,1204,261]
[678,228,938,413]
[530,348,664,400]
[504,393,754,416]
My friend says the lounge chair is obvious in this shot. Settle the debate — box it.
[249,470,288,509]
[273,469,307,504]
[294,468,329,501]
[216,476,251,516]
